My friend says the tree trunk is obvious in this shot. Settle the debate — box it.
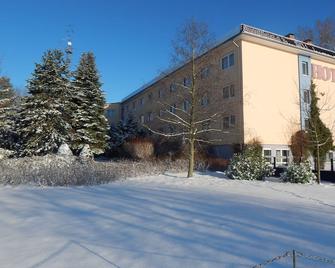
[187,139,194,177]
[316,144,321,184]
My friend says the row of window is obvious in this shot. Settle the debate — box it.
[263,149,290,166]
[124,52,236,112]
[138,111,237,129]
[125,84,236,113]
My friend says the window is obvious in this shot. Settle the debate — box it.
[303,89,310,104]
[276,149,290,166]
[158,89,163,98]
[223,85,235,99]
[183,77,192,87]
[222,53,235,69]
[159,110,164,117]
[229,53,235,66]
[229,85,235,97]
[125,105,129,112]
[170,83,177,92]
[223,86,230,99]
[139,98,144,106]
[148,93,153,101]
[201,93,209,106]
[170,104,176,114]
[107,109,115,118]
[202,121,210,130]
[168,125,175,134]
[147,112,154,122]
[263,149,272,163]
[302,61,309,75]
[200,67,210,79]
[223,116,230,129]
[230,115,236,127]
[140,115,145,124]
[183,100,190,112]
[223,115,236,129]
[132,101,136,109]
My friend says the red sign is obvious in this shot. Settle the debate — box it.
[312,64,335,82]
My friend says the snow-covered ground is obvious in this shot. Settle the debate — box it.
[0,172,334,268]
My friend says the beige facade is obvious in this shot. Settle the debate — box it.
[108,24,335,161]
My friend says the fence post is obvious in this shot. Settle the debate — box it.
[292,250,296,268]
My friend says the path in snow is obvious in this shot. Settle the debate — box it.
[0,172,334,268]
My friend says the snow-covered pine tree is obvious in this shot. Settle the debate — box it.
[18,50,73,156]
[71,52,109,154]
[0,77,19,150]
[109,115,145,147]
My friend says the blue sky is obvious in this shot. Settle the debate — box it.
[0,0,334,102]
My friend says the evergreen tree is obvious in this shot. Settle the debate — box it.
[307,82,333,183]
[0,77,19,150]
[109,115,146,147]
[18,50,72,156]
[71,52,109,154]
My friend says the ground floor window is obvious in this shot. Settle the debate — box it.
[276,149,290,166]
[263,149,272,163]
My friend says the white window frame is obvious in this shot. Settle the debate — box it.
[200,67,210,79]
[223,84,235,99]
[170,104,176,114]
[201,93,209,106]
[275,149,290,166]
[263,149,272,164]
[222,52,235,70]
[230,115,236,128]
[302,61,309,75]
[223,116,230,129]
[170,83,177,92]
[303,89,310,104]
[183,100,190,112]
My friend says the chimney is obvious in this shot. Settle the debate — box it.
[303,39,313,45]
[285,33,295,40]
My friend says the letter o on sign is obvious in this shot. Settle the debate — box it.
[323,67,332,81]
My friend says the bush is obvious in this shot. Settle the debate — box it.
[0,155,189,186]
[225,147,274,180]
[281,161,316,183]
[206,157,230,171]
[244,138,263,157]
[290,130,309,163]
[123,138,154,160]
[154,137,186,159]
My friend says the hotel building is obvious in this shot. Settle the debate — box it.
[106,24,335,165]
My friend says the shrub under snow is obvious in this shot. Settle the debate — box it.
[123,138,154,160]
[281,161,316,183]
[0,155,188,186]
[225,150,274,180]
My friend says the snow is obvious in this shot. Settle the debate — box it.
[0,172,334,268]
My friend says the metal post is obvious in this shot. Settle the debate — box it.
[292,250,296,268]
[273,157,276,169]
[331,158,334,172]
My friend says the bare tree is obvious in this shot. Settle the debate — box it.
[297,17,335,50]
[145,19,227,177]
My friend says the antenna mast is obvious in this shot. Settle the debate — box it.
[65,25,74,63]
